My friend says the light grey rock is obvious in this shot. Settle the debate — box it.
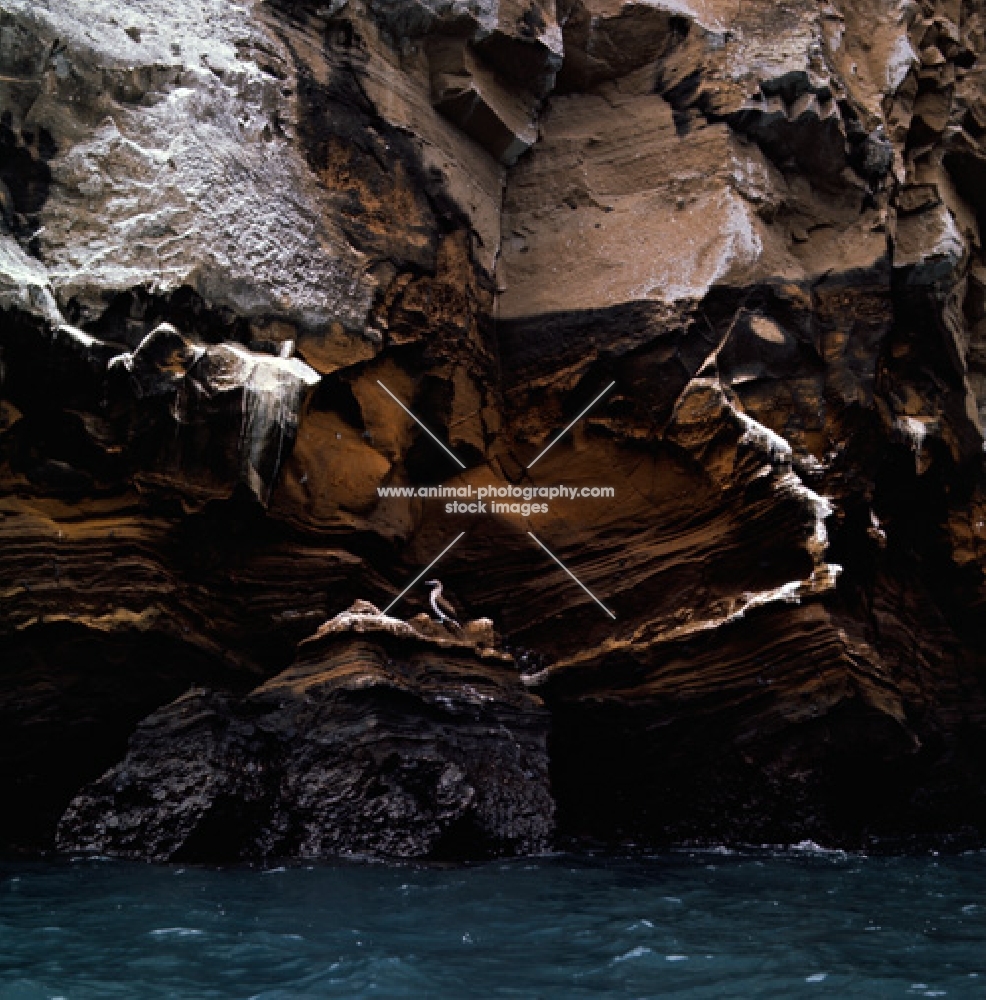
[1,0,374,334]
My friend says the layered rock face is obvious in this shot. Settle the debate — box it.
[1,0,985,856]
[56,603,553,861]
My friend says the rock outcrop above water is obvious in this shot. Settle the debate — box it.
[1,0,985,856]
[57,602,553,861]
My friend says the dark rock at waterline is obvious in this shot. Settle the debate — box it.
[56,603,554,862]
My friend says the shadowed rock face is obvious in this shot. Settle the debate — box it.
[1,0,986,858]
[56,603,554,862]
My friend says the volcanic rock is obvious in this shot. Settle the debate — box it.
[56,602,553,861]
[2,0,986,856]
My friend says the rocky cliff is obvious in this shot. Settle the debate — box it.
[56,602,553,862]
[1,0,985,857]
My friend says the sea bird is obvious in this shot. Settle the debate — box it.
[425,578,461,629]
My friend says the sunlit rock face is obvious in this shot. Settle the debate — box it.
[1,0,986,857]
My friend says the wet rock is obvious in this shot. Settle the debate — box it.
[57,603,554,861]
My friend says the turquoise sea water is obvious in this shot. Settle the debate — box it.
[1,848,984,999]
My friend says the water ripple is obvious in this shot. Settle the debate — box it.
[0,850,983,998]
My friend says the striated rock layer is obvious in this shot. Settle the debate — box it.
[56,603,553,862]
[1,0,985,856]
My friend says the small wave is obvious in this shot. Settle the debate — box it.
[613,946,652,964]
[805,973,828,982]
[789,841,848,858]
[149,927,206,938]
[666,954,688,962]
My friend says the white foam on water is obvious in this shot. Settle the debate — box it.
[613,945,653,963]
[896,415,929,451]
[789,840,848,858]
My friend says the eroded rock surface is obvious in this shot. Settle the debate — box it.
[2,0,986,855]
[57,602,553,861]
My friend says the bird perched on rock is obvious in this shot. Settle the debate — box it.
[425,579,461,629]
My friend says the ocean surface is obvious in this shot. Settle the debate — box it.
[1,847,983,999]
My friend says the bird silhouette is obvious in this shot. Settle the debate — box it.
[425,579,461,629]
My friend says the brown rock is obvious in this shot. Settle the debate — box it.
[1,0,985,857]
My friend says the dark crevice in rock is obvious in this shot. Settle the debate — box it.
[943,149,986,238]
[544,607,985,851]
[0,110,54,245]
[497,300,693,397]
[76,285,253,352]
[0,624,248,852]
[0,310,117,417]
